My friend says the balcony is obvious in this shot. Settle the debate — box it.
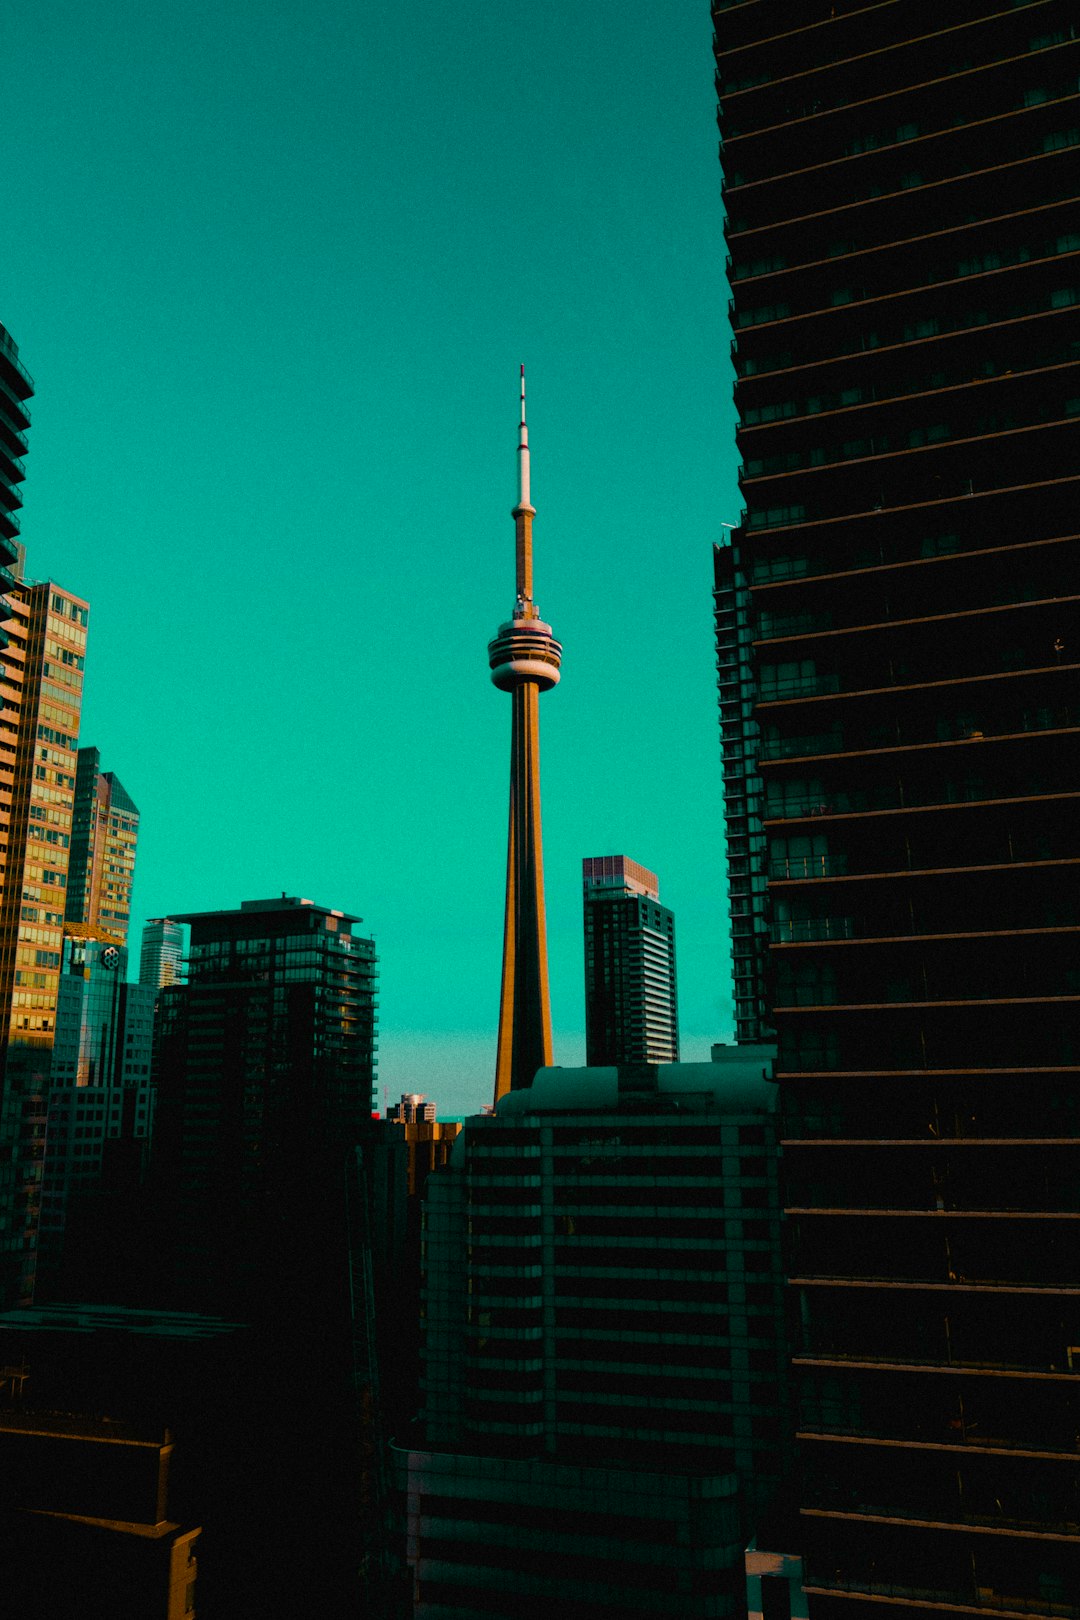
[790,1276,1080,1297]
[804,1504,1080,1544]
[802,1576,1080,1619]
[793,1353,1080,1382]
[799,1429,1080,1464]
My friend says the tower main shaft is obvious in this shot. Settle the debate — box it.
[488,370,562,1102]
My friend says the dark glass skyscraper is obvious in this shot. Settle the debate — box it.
[714,4,1080,1614]
[38,936,155,1297]
[150,895,379,1313]
[0,324,29,573]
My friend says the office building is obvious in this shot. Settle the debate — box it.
[36,930,155,1297]
[64,749,139,945]
[398,1050,788,1619]
[38,755,148,1296]
[582,854,679,1065]
[714,5,1080,1614]
[150,895,379,1313]
[0,324,89,1305]
[139,917,185,991]
[488,368,562,1101]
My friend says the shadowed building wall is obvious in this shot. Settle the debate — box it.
[150,895,379,1315]
[398,1051,788,1619]
[714,4,1080,1613]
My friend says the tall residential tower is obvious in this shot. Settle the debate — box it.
[150,895,379,1313]
[583,854,679,1066]
[0,324,90,1304]
[715,5,1080,1614]
[488,369,562,1101]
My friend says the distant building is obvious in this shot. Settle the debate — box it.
[398,1050,788,1618]
[138,918,185,991]
[64,749,139,946]
[37,931,155,1298]
[387,1092,436,1124]
[150,896,379,1313]
[583,854,679,1065]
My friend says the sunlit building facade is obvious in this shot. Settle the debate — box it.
[65,749,139,945]
[0,325,90,1303]
[139,917,185,990]
[715,3,1080,1613]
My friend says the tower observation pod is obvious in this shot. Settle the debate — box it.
[488,368,562,1103]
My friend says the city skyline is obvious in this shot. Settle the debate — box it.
[3,1,737,1114]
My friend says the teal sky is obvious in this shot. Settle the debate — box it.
[5,0,740,1115]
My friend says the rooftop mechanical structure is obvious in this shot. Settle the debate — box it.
[488,369,562,1102]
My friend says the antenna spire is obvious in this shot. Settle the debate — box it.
[516,364,532,519]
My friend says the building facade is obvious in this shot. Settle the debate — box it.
[150,896,379,1313]
[0,326,90,1304]
[0,1403,199,1620]
[36,931,155,1297]
[583,854,679,1065]
[139,918,185,991]
[64,749,139,945]
[398,1051,788,1619]
[714,4,1080,1614]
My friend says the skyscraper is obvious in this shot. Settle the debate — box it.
[715,6,1080,1613]
[0,325,90,1304]
[38,931,155,1297]
[64,748,139,945]
[0,323,29,593]
[488,369,562,1102]
[0,325,28,615]
[150,895,379,1313]
[38,753,148,1295]
[138,917,185,990]
[583,854,679,1065]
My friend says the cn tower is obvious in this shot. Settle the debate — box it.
[488,368,562,1102]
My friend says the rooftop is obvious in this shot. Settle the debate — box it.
[496,1054,777,1118]
[172,895,363,927]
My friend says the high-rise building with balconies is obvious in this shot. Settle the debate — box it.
[0,324,29,582]
[714,4,1080,1614]
[398,1051,789,1620]
[149,896,379,1314]
[0,324,90,1304]
[582,854,679,1066]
